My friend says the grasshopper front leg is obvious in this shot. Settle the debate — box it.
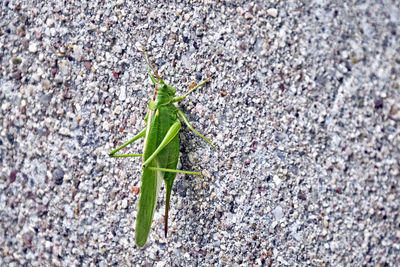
[177,110,215,148]
[172,78,211,103]
[109,128,146,157]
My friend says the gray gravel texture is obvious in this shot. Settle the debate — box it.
[1,0,400,266]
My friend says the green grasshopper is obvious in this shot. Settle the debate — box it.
[109,51,214,247]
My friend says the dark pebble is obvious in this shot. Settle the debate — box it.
[53,167,65,185]
[37,205,48,216]
[374,99,384,109]
[298,192,307,200]
[10,170,18,183]
[7,133,14,144]
[12,70,22,80]
[195,72,203,81]
[39,94,52,106]
[11,57,22,65]
[22,233,33,248]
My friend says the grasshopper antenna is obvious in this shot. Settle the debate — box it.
[143,49,161,80]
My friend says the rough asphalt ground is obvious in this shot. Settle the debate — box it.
[1,1,399,266]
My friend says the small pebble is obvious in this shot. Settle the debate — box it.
[28,42,38,53]
[46,18,55,27]
[184,13,190,21]
[58,60,70,76]
[113,105,121,115]
[267,8,278,17]
[121,199,128,209]
[244,12,253,20]
[119,86,126,101]
[273,206,284,220]
[273,175,281,186]
[73,45,84,61]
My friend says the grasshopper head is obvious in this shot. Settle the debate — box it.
[158,80,176,97]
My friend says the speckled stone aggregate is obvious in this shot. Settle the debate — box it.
[1,1,399,266]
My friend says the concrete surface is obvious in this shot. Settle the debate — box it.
[1,1,399,266]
